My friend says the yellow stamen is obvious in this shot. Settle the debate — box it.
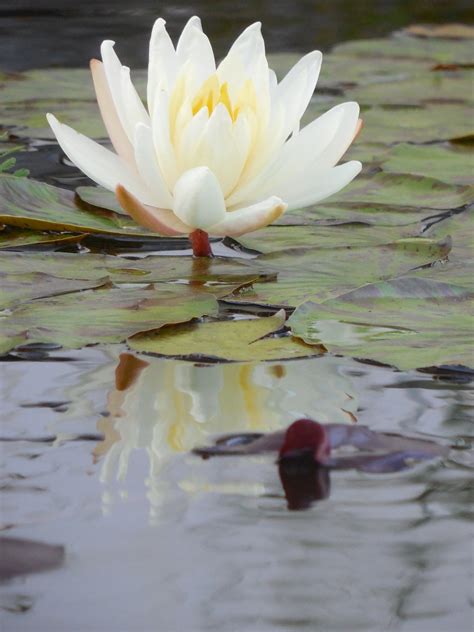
[191,75,258,122]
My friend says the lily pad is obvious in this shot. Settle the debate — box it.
[129,310,322,362]
[357,105,474,145]
[0,175,165,237]
[0,272,110,309]
[76,186,127,215]
[332,173,474,210]
[0,228,84,249]
[288,278,473,370]
[1,285,219,353]
[225,236,451,308]
[347,71,474,107]
[332,35,474,65]
[381,143,474,185]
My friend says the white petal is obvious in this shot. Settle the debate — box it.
[176,16,215,86]
[147,18,177,112]
[190,104,249,197]
[116,185,191,235]
[152,91,179,189]
[47,114,156,205]
[90,59,135,166]
[176,106,209,172]
[208,197,287,237]
[134,123,173,209]
[228,102,360,207]
[276,51,322,138]
[285,161,362,211]
[101,40,147,143]
[121,66,150,128]
[173,167,226,229]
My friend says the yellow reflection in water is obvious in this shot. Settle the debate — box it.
[95,353,358,487]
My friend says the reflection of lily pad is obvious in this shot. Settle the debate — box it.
[129,310,322,362]
[381,143,474,185]
[289,278,473,370]
[1,286,219,353]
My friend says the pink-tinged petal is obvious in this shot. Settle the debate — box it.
[90,59,135,166]
[207,197,287,237]
[115,185,191,236]
[353,118,363,141]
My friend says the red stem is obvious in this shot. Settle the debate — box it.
[189,229,212,257]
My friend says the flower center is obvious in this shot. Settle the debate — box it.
[191,74,257,122]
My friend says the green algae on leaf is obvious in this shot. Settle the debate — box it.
[1,286,219,353]
[289,278,473,370]
[129,310,322,362]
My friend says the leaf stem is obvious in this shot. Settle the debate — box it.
[189,229,212,257]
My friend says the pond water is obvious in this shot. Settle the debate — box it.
[1,2,473,631]
[1,348,473,630]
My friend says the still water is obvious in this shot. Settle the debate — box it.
[1,348,472,630]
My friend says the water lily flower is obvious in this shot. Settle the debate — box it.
[47,17,362,255]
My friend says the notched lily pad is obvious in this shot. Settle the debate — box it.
[129,310,322,362]
[289,278,473,370]
[1,286,219,353]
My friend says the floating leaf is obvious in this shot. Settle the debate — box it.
[0,175,165,237]
[332,35,474,65]
[0,228,84,249]
[403,24,474,40]
[289,278,473,370]
[129,310,322,362]
[1,286,219,353]
[224,237,451,307]
[381,143,474,185]
[75,185,127,215]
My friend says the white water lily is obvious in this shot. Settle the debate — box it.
[47,17,361,246]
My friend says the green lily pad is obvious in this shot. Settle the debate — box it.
[381,143,474,185]
[332,35,474,65]
[358,105,474,145]
[332,173,474,210]
[0,228,84,249]
[224,236,451,308]
[1,285,219,353]
[288,278,473,370]
[347,71,474,107]
[0,272,110,309]
[129,310,322,362]
[236,223,420,254]
[0,251,273,289]
[0,175,166,237]
[0,69,147,140]
[76,186,127,215]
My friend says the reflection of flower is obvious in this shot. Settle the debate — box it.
[47,17,361,241]
[95,353,358,489]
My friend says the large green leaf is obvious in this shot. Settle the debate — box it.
[0,228,84,249]
[75,185,127,215]
[381,143,474,186]
[0,175,164,237]
[225,236,451,307]
[288,278,473,370]
[1,285,219,352]
[332,36,474,65]
[129,310,322,362]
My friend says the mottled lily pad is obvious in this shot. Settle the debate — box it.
[0,228,84,249]
[129,310,322,362]
[381,143,474,185]
[289,278,473,370]
[225,236,451,307]
[0,175,163,237]
[1,286,219,352]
